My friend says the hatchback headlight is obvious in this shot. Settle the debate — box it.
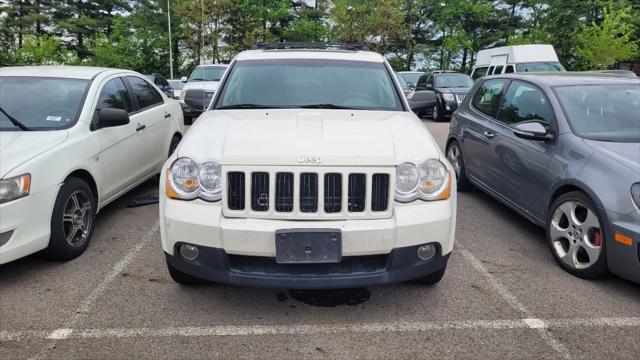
[632,183,640,209]
[395,160,451,202]
[167,158,221,201]
[0,174,31,204]
[442,93,455,102]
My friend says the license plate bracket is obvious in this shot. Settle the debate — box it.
[275,229,342,264]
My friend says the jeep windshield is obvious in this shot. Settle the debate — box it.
[0,76,89,131]
[215,59,403,111]
[435,74,474,88]
[189,66,227,82]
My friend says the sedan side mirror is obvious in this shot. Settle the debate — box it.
[181,76,188,83]
[513,122,553,142]
[184,88,208,114]
[94,108,130,130]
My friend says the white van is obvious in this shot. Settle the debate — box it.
[470,44,565,79]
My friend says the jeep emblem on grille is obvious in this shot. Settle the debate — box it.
[298,156,323,165]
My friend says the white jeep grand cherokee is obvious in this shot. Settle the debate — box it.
[160,45,456,288]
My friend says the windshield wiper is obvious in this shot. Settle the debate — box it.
[300,104,356,109]
[217,103,280,109]
[0,107,31,131]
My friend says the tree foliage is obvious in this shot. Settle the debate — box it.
[1,0,638,74]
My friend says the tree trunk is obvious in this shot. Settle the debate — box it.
[461,48,468,72]
[505,3,517,43]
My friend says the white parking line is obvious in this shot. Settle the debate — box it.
[456,245,572,359]
[29,221,160,360]
[3,317,639,342]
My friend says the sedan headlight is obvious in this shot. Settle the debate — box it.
[167,158,222,202]
[632,183,640,209]
[442,93,455,102]
[395,160,451,202]
[0,174,31,204]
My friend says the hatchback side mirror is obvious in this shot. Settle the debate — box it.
[181,76,188,83]
[94,108,130,130]
[513,122,553,142]
[184,88,208,114]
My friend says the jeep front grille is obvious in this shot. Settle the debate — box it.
[223,166,394,220]
[455,93,466,104]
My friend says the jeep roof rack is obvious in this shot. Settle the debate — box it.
[251,42,369,51]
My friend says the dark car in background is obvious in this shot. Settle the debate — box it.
[415,71,474,121]
[145,73,174,98]
[446,73,640,283]
[395,72,412,97]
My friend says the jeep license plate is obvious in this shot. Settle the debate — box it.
[275,229,342,264]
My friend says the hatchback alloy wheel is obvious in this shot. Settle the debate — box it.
[62,190,93,248]
[549,200,602,270]
[447,145,461,178]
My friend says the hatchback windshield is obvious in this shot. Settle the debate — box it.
[0,77,89,130]
[516,62,566,72]
[215,59,403,111]
[435,74,474,88]
[555,84,640,142]
[189,66,227,82]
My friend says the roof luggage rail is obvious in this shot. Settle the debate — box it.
[251,42,369,51]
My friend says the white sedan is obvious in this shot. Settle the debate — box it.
[0,66,185,264]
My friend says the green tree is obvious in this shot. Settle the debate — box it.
[576,1,639,69]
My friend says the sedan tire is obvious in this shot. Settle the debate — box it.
[42,177,96,261]
[546,191,609,279]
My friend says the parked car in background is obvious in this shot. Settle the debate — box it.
[168,79,185,99]
[447,72,640,283]
[179,64,228,107]
[395,72,412,97]
[145,73,174,98]
[397,71,425,89]
[411,72,474,121]
[0,66,185,264]
[162,44,457,288]
[471,45,566,79]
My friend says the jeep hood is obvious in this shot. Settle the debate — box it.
[178,109,441,166]
[182,81,219,93]
[0,130,68,177]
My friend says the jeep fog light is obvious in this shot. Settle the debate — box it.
[417,244,436,261]
[180,244,199,261]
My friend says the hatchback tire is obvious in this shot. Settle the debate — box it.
[546,191,608,279]
[42,177,96,261]
[446,140,472,191]
[167,260,206,285]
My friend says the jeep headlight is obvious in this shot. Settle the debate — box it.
[180,89,186,100]
[395,160,451,202]
[166,158,222,202]
[632,183,640,209]
[442,93,455,102]
[0,174,31,204]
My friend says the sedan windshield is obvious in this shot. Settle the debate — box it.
[189,67,227,82]
[435,74,474,88]
[0,76,89,131]
[215,59,403,111]
[516,62,566,72]
[555,84,640,142]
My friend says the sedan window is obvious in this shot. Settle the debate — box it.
[497,81,554,126]
[127,76,163,110]
[97,78,133,113]
[471,79,506,118]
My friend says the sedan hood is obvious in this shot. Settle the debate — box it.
[182,81,220,93]
[0,131,68,177]
[178,109,440,166]
[584,139,640,174]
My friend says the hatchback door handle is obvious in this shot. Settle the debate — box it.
[483,131,496,139]
[136,124,146,132]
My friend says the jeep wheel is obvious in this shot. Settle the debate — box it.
[432,104,443,122]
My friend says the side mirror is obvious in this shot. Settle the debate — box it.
[94,108,130,130]
[181,76,188,83]
[184,88,208,114]
[513,122,553,141]
[407,82,416,90]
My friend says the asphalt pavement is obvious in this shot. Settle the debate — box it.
[1,120,638,359]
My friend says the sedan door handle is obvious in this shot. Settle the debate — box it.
[483,131,496,139]
[164,113,171,119]
[136,124,146,132]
